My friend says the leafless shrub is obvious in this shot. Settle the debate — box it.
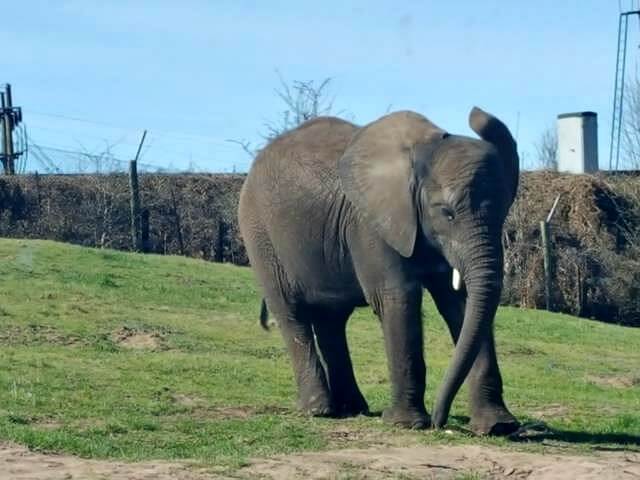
[263,74,334,141]
[229,74,336,158]
[535,126,558,171]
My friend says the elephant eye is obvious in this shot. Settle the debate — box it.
[440,206,455,222]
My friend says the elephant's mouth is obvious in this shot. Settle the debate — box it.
[427,261,464,292]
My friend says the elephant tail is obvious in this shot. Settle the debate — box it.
[259,299,270,330]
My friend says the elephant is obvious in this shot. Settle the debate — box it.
[238,107,520,435]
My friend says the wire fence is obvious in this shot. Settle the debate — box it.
[20,141,253,175]
[16,110,255,174]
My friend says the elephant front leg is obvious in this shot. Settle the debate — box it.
[376,288,430,429]
[466,334,519,435]
[426,275,519,435]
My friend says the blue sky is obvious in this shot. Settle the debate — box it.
[2,0,638,172]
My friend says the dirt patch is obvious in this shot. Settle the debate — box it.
[530,404,571,420]
[32,418,64,431]
[244,445,640,480]
[586,374,640,388]
[172,394,208,408]
[209,406,255,419]
[0,442,225,480]
[0,325,80,346]
[1,441,639,480]
[161,394,291,420]
[188,404,290,420]
[112,326,165,350]
[325,427,396,451]
[504,345,539,356]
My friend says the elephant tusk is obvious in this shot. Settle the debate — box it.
[452,268,462,291]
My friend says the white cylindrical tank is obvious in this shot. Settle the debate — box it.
[556,112,598,173]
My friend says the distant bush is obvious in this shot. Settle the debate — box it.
[503,172,640,327]
[0,174,247,265]
[1,171,638,326]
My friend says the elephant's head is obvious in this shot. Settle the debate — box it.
[338,107,519,428]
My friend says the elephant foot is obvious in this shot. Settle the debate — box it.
[382,406,430,429]
[334,391,369,417]
[298,391,335,417]
[470,407,519,436]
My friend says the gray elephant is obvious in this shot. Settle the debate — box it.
[238,107,519,435]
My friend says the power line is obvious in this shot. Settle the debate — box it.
[27,110,233,146]
[26,124,146,147]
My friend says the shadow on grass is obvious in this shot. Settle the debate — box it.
[363,410,382,418]
[511,424,640,447]
[450,416,640,447]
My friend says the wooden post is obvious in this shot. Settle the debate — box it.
[129,130,147,252]
[540,194,561,312]
[215,220,228,262]
[540,220,552,311]
[141,208,150,253]
[169,186,184,255]
[129,159,141,251]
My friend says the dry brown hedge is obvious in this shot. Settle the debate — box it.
[0,174,247,264]
[503,172,640,326]
[1,172,638,326]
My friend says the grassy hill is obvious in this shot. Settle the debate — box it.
[0,239,638,469]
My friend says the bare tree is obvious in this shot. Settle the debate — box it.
[228,73,336,158]
[262,74,334,141]
[225,138,257,159]
[535,126,558,171]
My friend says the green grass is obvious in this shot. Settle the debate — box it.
[0,239,639,469]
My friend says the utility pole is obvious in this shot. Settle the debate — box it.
[1,84,23,175]
[609,10,640,171]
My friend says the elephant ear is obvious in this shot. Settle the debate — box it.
[468,107,520,205]
[338,111,446,257]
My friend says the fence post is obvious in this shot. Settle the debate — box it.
[215,220,228,262]
[129,130,147,252]
[129,159,141,251]
[169,186,184,255]
[540,220,552,311]
[540,194,561,312]
[141,208,150,253]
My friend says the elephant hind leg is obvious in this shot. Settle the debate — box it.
[310,307,369,417]
[243,225,333,416]
[273,302,334,417]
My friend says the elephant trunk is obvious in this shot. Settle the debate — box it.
[432,238,503,428]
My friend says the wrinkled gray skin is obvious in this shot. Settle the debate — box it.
[238,107,520,434]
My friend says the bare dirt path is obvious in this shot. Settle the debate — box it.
[244,445,640,479]
[2,441,639,480]
[0,442,221,480]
